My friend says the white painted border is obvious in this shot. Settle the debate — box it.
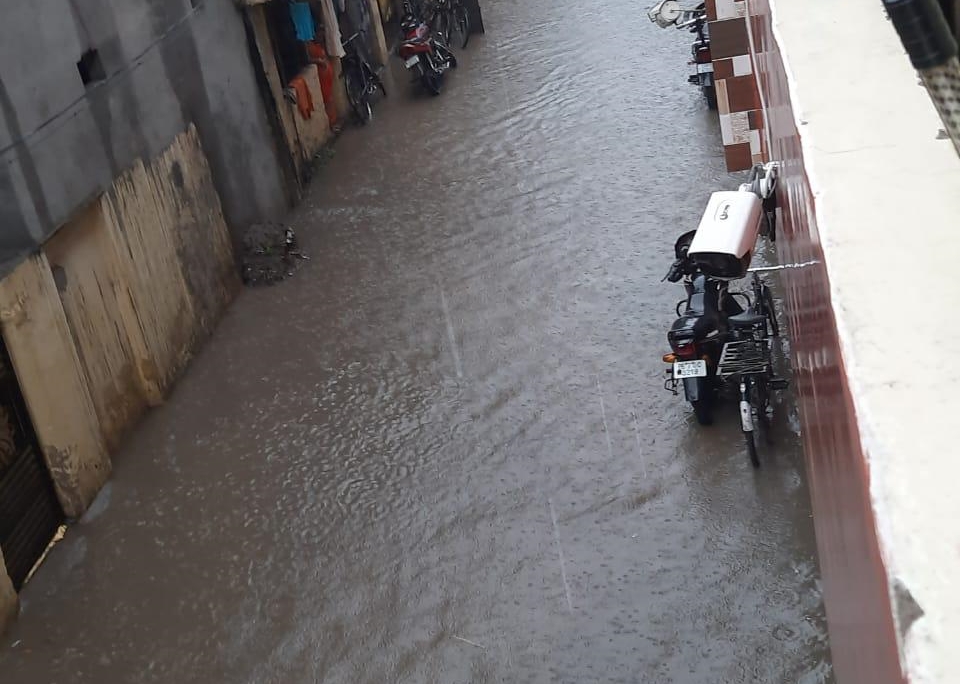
[754,1,960,682]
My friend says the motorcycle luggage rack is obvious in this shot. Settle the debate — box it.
[717,339,769,380]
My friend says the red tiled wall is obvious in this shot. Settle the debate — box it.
[747,1,906,682]
[705,0,765,171]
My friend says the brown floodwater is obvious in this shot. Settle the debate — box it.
[0,0,832,681]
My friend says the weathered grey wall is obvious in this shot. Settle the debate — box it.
[0,0,289,276]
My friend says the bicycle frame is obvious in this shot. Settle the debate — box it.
[715,269,786,466]
[340,31,386,124]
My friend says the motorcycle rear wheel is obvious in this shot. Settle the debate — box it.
[704,84,718,110]
[691,399,713,426]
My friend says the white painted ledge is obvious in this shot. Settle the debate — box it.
[771,0,960,681]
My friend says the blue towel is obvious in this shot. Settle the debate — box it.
[290,2,316,41]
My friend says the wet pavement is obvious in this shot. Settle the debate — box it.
[0,0,832,681]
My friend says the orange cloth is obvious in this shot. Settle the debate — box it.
[290,76,313,119]
[306,42,337,126]
[305,41,325,62]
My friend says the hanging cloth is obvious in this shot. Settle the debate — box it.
[306,42,338,126]
[289,75,314,119]
[318,0,346,58]
[289,2,316,41]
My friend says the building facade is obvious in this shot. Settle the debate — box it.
[742,0,960,682]
[0,0,387,632]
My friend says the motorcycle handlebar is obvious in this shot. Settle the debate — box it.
[663,260,685,283]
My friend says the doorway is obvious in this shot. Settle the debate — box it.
[0,338,64,590]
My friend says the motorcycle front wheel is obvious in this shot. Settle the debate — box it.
[435,42,457,69]
[419,61,442,95]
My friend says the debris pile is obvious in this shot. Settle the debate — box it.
[240,223,309,286]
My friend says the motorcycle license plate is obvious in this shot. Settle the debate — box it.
[696,63,714,74]
[404,56,419,69]
[673,360,707,379]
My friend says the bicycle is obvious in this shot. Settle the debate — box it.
[716,269,787,468]
[435,0,471,49]
[341,31,387,125]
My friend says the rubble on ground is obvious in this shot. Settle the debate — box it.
[240,223,309,287]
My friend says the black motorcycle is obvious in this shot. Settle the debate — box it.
[662,230,743,425]
[647,1,716,109]
[684,8,716,110]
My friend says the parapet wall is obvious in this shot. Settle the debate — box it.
[745,0,960,682]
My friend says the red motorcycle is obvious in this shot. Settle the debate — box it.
[397,6,457,96]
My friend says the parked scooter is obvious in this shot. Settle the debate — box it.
[397,4,457,96]
[647,1,716,110]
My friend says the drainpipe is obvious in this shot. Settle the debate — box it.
[883,0,960,155]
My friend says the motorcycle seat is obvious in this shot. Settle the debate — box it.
[728,312,765,328]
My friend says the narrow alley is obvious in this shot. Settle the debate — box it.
[0,0,831,682]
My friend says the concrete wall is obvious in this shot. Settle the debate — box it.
[0,124,234,520]
[746,0,960,682]
[43,204,151,453]
[0,255,110,519]
[0,0,289,275]
[366,0,391,64]
[103,126,239,391]
[290,66,333,164]
[45,126,238,452]
[248,5,333,181]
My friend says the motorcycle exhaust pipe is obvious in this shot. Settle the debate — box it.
[883,0,960,156]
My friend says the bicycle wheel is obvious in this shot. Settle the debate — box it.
[372,69,387,99]
[362,61,387,99]
[744,428,760,468]
[344,65,371,124]
[453,4,470,49]
[433,9,452,45]
[740,379,761,468]
[754,375,773,446]
[762,285,780,337]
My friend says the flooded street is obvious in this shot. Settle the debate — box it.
[0,0,831,681]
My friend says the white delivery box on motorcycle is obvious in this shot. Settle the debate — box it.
[687,191,763,280]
